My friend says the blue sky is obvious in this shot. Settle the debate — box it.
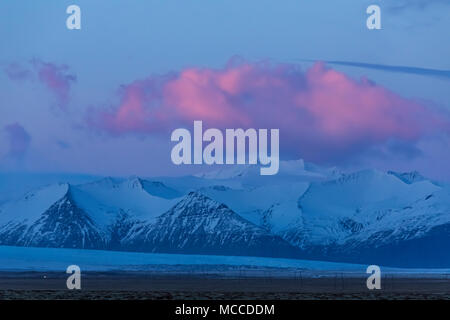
[2,0,449,87]
[0,0,449,178]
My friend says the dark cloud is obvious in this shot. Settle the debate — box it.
[323,60,450,80]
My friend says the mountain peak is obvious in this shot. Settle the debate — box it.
[180,191,227,209]
[387,170,425,184]
[0,182,71,225]
[140,180,183,199]
[125,176,144,189]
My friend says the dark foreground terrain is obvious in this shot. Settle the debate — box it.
[0,271,449,300]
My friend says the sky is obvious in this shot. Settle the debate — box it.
[0,0,449,179]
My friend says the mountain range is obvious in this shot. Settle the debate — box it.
[0,160,449,268]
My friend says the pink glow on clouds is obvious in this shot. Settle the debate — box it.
[164,67,252,126]
[87,60,449,163]
[101,82,150,133]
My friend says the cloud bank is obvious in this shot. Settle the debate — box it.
[86,60,449,164]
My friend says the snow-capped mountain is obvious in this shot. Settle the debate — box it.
[0,160,448,267]
[0,177,179,250]
[121,192,301,257]
[278,170,450,267]
[0,184,106,249]
[286,169,441,247]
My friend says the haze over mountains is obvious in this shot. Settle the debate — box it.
[0,160,449,268]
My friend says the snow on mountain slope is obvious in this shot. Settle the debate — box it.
[197,168,444,250]
[0,177,184,250]
[195,165,256,180]
[275,169,450,267]
[0,183,69,226]
[140,180,183,199]
[150,175,244,193]
[188,159,341,232]
[305,188,450,268]
[387,170,427,184]
[199,182,309,232]
[122,192,302,258]
[289,170,441,244]
[348,188,450,244]
[194,160,335,187]
[16,189,106,249]
[0,173,98,205]
[75,177,180,224]
[301,169,440,212]
[0,185,107,249]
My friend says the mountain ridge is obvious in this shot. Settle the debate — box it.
[0,161,448,267]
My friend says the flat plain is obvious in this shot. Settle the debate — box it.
[0,271,448,300]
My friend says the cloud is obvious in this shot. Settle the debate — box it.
[3,63,32,81]
[319,60,450,80]
[3,59,76,109]
[87,59,450,164]
[4,123,31,158]
[31,60,76,109]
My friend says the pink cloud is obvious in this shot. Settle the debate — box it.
[87,60,449,163]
